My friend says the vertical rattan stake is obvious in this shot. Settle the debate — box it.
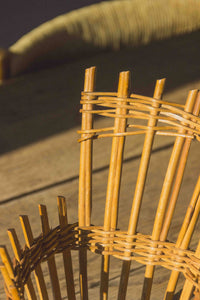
[160,91,200,242]
[57,196,76,300]
[164,175,200,300]
[118,78,165,300]
[39,205,62,300]
[79,66,96,226]
[141,89,198,300]
[104,71,130,231]
[0,246,20,300]
[8,228,37,300]
[79,66,96,300]
[100,71,130,300]
[180,240,200,300]
[20,215,49,300]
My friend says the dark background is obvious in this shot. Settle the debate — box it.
[0,0,102,47]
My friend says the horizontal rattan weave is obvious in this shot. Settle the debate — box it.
[78,92,200,142]
[3,225,200,298]
[0,67,200,300]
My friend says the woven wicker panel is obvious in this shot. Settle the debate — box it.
[0,67,199,300]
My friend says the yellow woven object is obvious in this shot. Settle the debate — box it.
[0,67,200,299]
[4,0,200,77]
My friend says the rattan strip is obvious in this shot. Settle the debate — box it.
[78,129,196,141]
[79,93,200,142]
[79,227,200,289]
[79,105,200,127]
[81,92,185,108]
[80,93,200,123]
[7,224,200,297]
[79,107,200,128]
[80,97,186,111]
[79,108,200,130]
[12,223,78,295]
[80,101,189,120]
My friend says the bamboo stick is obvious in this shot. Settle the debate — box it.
[160,91,200,242]
[164,195,200,300]
[57,196,76,300]
[104,71,130,231]
[0,246,20,300]
[79,66,96,227]
[0,247,14,280]
[0,265,20,300]
[160,97,200,300]
[20,215,49,300]
[141,89,198,300]
[118,78,165,300]
[8,228,37,300]
[164,176,200,300]
[0,246,21,300]
[79,66,96,300]
[100,71,130,300]
[179,241,200,300]
[127,78,166,234]
[176,176,200,247]
[39,205,62,300]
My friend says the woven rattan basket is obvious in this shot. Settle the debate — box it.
[1,67,200,300]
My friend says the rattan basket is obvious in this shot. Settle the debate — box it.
[1,67,200,300]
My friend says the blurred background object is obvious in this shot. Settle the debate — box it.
[1,0,200,79]
[0,0,103,47]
